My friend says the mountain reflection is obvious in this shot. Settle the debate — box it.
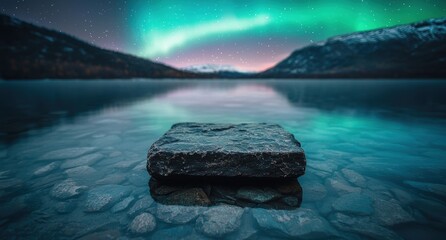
[1,80,446,144]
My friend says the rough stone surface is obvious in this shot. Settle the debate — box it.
[129,213,156,234]
[253,208,337,239]
[155,204,204,224]
[332,192,374,216]
[84,185,132,212]
[195,205,244,237]
[147,123,306,179]
[50,179,87,200]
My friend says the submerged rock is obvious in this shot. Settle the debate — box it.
[303,180,327,202]
[253,208,337,239]
[149,178,302,209]
[111,196,135,213]
[163,188,211,206]
[341,168,367,187]
[127,196,154,217]
[129,213,156,234]
[155,204,204,224]
[147,123,306,180]
[60,153,103,169]
[65,166,97,178]
[326,178,361,194]
[404,180,446,196]
[50,179,87,200]
[84,185,132,212]
[330,213,402,240]
[33,162,59,177]
[54,201,77,214]
[373,199,414,226]
[39,147,96,160]
[95,174,127,185]
[332,192,373,216]
[195,205,244,237]
[236,187,281,203]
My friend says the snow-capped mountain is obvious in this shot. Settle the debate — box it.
[259,18,446,78]
[183,64,244,73]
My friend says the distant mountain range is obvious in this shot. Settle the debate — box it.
[1,13,445,79]
[0,14,202,79]
[182,64,252,78]
[259,18,446,78]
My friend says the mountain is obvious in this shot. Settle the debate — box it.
[259,18,446,78]
[0,14,201,79]
[183,64,252,78]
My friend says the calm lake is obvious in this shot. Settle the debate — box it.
[1,79,446,239]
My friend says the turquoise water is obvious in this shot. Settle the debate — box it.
[1,80,446,239]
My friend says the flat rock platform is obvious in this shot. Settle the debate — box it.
[147,123,306,180]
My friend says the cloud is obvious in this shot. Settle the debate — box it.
[143,15,270,57]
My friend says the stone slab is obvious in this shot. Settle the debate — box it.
[147,123,306,179]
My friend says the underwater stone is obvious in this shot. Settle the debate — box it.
[39,147,97,160]
[373,199,415,226]
[129,213,156,234]
[54,201,77,214]
[65,166,97,178]
[155,204,204,224]
[33,162,59,177]
[161,187,211,206]
[127,196,154,217]
[60,153,103,169]
[50,179,87,200]
[149,178,302,209]
[326,178,361,194]
[330,213,402,240]
[341,168,367,187]
[84,185,132,212]
[147,123,306,179]
[195,205,244,237]
[236,187,281,203]
[111,196,135,213]
[404,180,446,196]
[303,180,327,202]
[253,208,337,239]
[332,192,373,216]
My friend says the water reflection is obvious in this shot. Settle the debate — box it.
[149,178,303,210]
[1,80,446,239]
[2,80,446,143]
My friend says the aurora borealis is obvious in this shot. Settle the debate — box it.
[2,0,445,71]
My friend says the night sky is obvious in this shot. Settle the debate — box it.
[2,1,445,71]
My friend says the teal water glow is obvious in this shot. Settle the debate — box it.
[0,80,446,239]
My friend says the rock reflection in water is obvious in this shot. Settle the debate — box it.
[149,178,302,209]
